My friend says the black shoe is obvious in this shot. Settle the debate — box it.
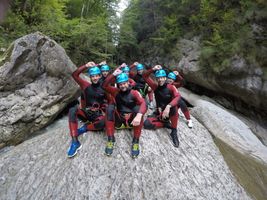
[169,129,179,148]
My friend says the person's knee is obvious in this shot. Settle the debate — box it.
[106,104,115,121]
[169,107,177,116]
[144,119,155,129]
[94,119,105,130]
[69,106,78,122]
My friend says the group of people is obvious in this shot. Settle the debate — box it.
[67,61,193,158]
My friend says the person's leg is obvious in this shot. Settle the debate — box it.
[143,116,164,129]
[105,104,117,156]
[179,98,193,128]
[67,106,85,157]
[168,107,179,147]
[131,114,144,158]
[85,115,105,131]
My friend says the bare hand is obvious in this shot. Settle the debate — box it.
[85,61,96,68]
[131,113,142,126]
[98,61,106,65]
[120,63,127,68]
[153,65,162,71]
[113,68,123,76]
[134,61,139,66]
[173,71,179,76]
[162,105,171,119]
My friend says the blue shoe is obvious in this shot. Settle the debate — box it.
[67,140,82,158]
[77,125,87,136]
[131,142,140,158]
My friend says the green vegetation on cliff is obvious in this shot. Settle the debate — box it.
[118,0,267,72]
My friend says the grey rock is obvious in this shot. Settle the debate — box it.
[174,38,267,117]
[180,88,267,165]
[0,116,251,200]
[0,32,80,145]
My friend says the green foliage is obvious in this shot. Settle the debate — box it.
[119,0,266,74]
[0,0,119,65]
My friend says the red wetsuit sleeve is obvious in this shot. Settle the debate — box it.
[102,74,119,97]
[131,90,147,114]
[129,78,136,87]
[173,74,184,88]
[129,64,136,78]
[72,65,90,90]
[142,68,157,91]
[167,84,181,107]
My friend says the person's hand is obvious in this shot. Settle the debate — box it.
[133,61,139,66]
[173,71,179,76]
[85,61,96,68]
[131,113,143,126]
[162,105,171,119]
[98,61,106,65]
[113,68,123,76]
[148,86,152,92]
[153,65,162,71]
[120,63,127,69]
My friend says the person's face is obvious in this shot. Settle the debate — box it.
[157,77,166,86]
[167,78,174,84]
[137,69,143,75]
[118,81,129,92]
[90,74,101,84]
[101,70,109,77]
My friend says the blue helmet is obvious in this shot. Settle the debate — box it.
[167,72,176,80]
[88,66,101,76]
[122,66,130,73]
[116,73,129,84]
[136,63,144,71]
[155,69,167,78]
[100,64,110,71]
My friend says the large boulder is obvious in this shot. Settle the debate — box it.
[175,38,267,120]
[0,116,251,200]
[180,87,267,165]
[0,32,79,146]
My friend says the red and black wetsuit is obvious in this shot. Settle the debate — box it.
[129,64,153,102]
[143,68,181,129]
[69,65,108,137]
[102,74,147,140]
[171,74,191,120]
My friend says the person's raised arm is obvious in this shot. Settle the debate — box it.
[142,65,161,91]
[102,67,122,96]
[172,71,185,88]
[72,61,95,90]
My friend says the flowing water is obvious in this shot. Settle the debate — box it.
[214,137,267,200]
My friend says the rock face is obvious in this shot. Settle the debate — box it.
[180,88,267,165]
[0,32,79,146]
[0,116,251,200]
[174,38,267,120]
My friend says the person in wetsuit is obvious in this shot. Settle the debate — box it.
[143,65,181,147]
[102,67,147,158]
[67,61,109,158]
[128,62,154,109]
[167,71,193,128]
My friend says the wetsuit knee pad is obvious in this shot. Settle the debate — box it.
[144,119,155,129]
[169,107,177,117]
[179,99,187,112]
[69,106,78,122]
[107,104,115,121]
[94,119,105,130]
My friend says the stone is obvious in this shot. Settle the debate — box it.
[0,32,80,146]
[0,116,251,200]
